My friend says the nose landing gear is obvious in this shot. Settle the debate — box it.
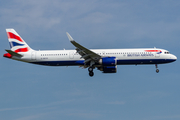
[155,64,159,73]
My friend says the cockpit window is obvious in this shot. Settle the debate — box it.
[164,52,170,54]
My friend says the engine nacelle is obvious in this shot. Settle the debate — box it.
[102,66,117,73]
[99,57,117,66]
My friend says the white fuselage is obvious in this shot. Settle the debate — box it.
[11,48,177,66]
[4,29,177,76]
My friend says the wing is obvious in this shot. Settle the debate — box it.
[66,32,101,64]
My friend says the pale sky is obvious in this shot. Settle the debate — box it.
[0,0,180,120]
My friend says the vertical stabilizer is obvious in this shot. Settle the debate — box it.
[6,29,33,53]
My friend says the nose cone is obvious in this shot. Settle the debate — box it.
[171,54,177,61]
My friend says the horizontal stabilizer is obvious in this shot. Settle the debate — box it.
[5,49,23,57]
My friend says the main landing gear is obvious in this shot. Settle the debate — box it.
[155,64,159,73]
[88,67,94,77]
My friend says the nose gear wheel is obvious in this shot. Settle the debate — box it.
[155,64,159,73]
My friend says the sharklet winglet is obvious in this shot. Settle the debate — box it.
[66,32,74,42]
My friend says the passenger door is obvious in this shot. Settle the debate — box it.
[31,51,36,60]
[69,52,74,59]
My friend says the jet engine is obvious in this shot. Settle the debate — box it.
[99,57,117,66]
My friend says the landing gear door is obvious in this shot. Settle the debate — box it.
[31,51,36,60]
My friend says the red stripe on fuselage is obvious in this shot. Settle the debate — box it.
[145,50,161,52]
[7,32,23,42]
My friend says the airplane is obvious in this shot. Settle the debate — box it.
[3,29,177,77]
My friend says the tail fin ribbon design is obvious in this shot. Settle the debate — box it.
[6,29,32,53]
